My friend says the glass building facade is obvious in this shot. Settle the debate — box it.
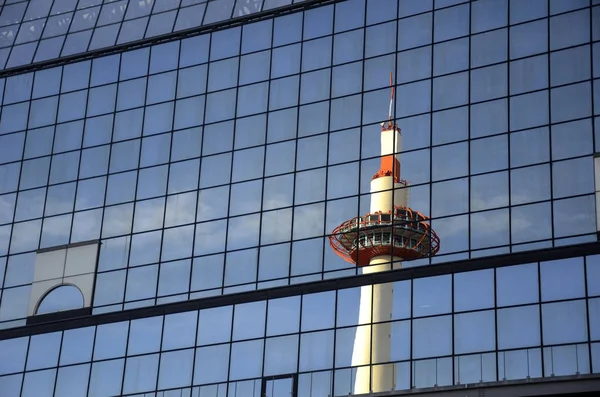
[0,0,599,395]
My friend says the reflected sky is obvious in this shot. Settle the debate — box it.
[0,1,599,396]
[0,0,306,69]
[0,0,597,337]
[0,254,599,395]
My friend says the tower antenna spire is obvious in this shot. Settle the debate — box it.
[388,71,394,121]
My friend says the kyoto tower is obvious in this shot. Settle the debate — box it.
[329,73,440,394]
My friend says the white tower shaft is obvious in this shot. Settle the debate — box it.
[351,127,408,394]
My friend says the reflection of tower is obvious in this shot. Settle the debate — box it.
[329,73,440,394]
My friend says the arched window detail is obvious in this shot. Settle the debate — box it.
[27,241,99,319]
[36,285,85,315]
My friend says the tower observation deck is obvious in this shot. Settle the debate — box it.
[329,76,440,267]
[327,73,441,395]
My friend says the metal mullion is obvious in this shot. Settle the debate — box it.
[5,0,35,66]
[180,44,205,302]
[4,242,600,341]
[584,254,593,375]
[546,0,555,248]
[84,324,99,396]
[120,49,151,310]
[111,0,131,52]
[428,5,436,266]
[83,0,113,53]
[8,0,58,68]
[295,290,304,395]
[0,78,9,292]
[153,313,167,393]
[507,0,513,254]
[451,2,476,385]
[538,257,546,376]
[317,42,335,268]
[141,0,160,39]
[150,47,186,397]
[66,47,95,253]
[219,28,243,300]
[248,48,271,293]
[119,313,134,396]
[168,1,185,37]
[153,73,182,307]
[466,0,472,265]
[226,21,249,391]
[229,0,237,20]
[493,265,500,381]
[257,19,279,289]
[199,0,211,25]
[4,62,39,290]
[409,278,414,388]
[56,0,85,58]
[260,290,270,385]
[92,42,122,312]
[324,3,338,392]
[225,303,236,395]
[389,6,399,267]
[288,10,304,284]
[592,3,598,158]
[17,330,33,396]
[0,1,346,79]
[49,330,66,396]
[354,0,367,271]
[200,28,232,395]
[417,0,436,384]
[258,27,295,294]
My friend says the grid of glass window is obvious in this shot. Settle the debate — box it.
[1,0,600,328]
[1,253,599,396]
[0,0,308,70]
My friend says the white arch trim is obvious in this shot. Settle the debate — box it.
[28,242,98,317]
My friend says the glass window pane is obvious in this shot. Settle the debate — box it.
[22,369,56,397]
[194,344,230,385]
[264,335,299,376]
[0,337,28,375]
[454,310,495,354]
[163,311,198,351]
[454,269,494,311]
[496,263,539,306]
[510,20,548,59]
[55,364,90,397]
[413,275,451,316]
[123,354,159,394]
[542,300,588,344]
[398,12,432,50]
[550,9,589,51]
[198,306,233,345]
[60,326,94,365]
[299,330,334,371]
[471,0,507,34]
[89,359,124,397]
[27,332,62,370]
[158,349,194,389]
[587,255,600,296]
[413,315,452,359]
[510,0,547,24]
[434,4,469,42]
[540,257,585,301]
[551,82,592,123]
[302,291,335,332]
[434,38,467,76]
[497,305,540,349]
[229,339,264,380]
[510,90,549,131]
[128,316,163,355]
